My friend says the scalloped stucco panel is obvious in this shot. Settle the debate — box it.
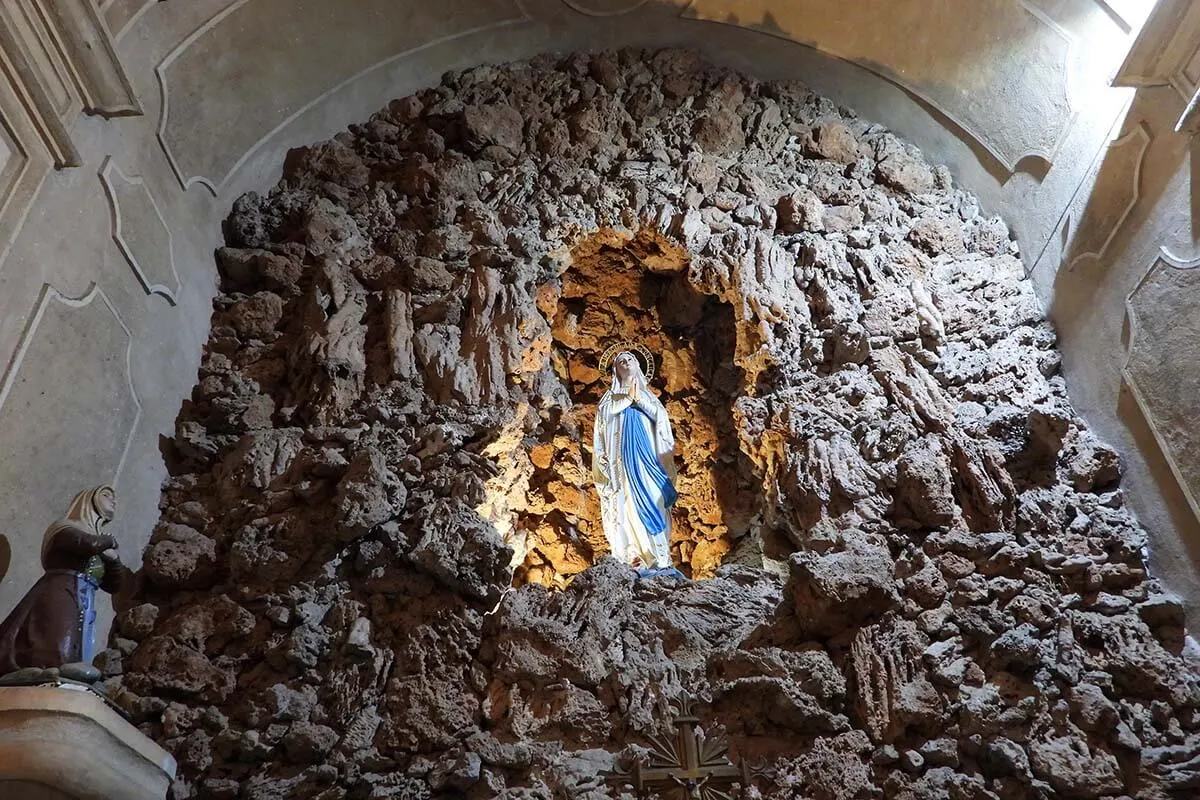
[156,0,529,194]
[1124,250,1200,529]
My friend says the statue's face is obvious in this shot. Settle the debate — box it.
[615,352,636,382]
[95,488,116,521]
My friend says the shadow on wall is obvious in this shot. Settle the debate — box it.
[1117,385,1200,572]
[0,535,9,584]
[1054,89,1189,310]
[1049,81,1200,604]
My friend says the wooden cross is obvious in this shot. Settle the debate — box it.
[608,695,757,800]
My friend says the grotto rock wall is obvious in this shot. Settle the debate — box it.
[107,50,1200,799]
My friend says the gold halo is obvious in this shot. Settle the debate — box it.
[599,342,655,381]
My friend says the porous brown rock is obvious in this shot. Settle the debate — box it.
[806,122,862,165]
[142,523,218,590]
[108,49,1200,800]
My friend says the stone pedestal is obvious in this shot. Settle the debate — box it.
[0,686,175,799]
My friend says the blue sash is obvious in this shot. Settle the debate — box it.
[620,406,677,535]
[76,572,99,663]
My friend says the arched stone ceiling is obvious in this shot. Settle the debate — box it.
[154,0,1131,196]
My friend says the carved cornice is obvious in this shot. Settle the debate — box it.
[0,0,139,267]
[1114,0,1200,100]
[44,0,141,117]
[0,71,51,267]
[0,0,82,168]
[1178,89,1200,137]
[0,0,140,169]
[1090,0,1162,34]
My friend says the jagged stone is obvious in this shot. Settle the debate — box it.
[806,122,861,164]
[282,722,339,764]
[1029,736,1125,798]
[335,449,404,540]
[874,135,935,196]
[776,187,825,233]
[710,646,849,734]
[142,523,218,590]
[224,292,283,340]
[406,498,513,603]
[850,619,943,743]
[791,543,899,636]
[107,47,1200,800]
[118,603,161,641]
[216,247,304,295]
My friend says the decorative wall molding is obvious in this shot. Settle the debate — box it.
[0,0,84,168]
[99,157,180,305]
[1123,247,1200,532]
[0,0,140,267]
[102,0,161,41]
[679,0,1078,172]
[0,115,28,221]
[1090,0,1140,34]
[1178,88,1200,137]
[559,0,652,16]
[156,0,530,195]
[0,63,53,268]
[42,0,141,117]
[1065,120,1151,270]
[0,0,141,170]
[1114,0,1200,100]
[0,283,142,485]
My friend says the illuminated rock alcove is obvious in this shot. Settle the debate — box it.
[107,49,1200,800]
[508,227,762,587]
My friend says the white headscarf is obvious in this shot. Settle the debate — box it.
[41,485,115,564]
[602,351,675,459]
[610,350,650,395]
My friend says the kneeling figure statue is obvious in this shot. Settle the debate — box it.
[0,485,127,683]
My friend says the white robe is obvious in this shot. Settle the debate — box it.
[592,373,677,568]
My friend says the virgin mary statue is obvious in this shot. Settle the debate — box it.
[592,345,680,574]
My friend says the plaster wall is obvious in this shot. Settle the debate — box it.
[1034,78,1200,622]
[0,0,1193,629]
